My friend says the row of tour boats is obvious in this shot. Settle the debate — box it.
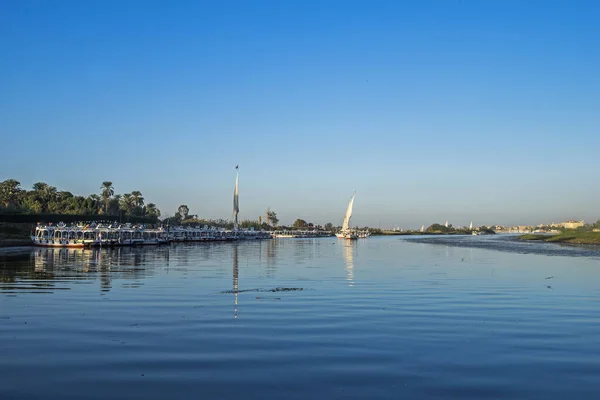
[32,223,272,248]
[32,219,370,248]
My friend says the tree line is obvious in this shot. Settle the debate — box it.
[425,223,495,234]
[160,204,282,230]
[0,179,160,221]
[2,178,389,231]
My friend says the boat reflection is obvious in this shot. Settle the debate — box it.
[342,241,356,287]
[0,247,169,293]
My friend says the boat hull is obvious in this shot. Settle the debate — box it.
[336,233,358,240]
[32,239,85,248]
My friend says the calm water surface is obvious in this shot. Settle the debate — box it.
[1,236,600,399]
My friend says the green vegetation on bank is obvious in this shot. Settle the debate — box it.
[518,234,548,241]
[519,230,600,245]
[1,179,160,223]
[370,223,496,236]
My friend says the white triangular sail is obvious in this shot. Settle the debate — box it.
[233,169,239,231]
[341,192,356,232]
[469,221,473,230]
[421,225,424,232]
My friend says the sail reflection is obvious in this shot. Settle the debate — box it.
[342,242,356,287]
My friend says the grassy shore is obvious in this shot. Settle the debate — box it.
[519,231,600,245]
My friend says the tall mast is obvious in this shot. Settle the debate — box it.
[233,165,239,231]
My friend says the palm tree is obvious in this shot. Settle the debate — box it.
[131,191,144,208]
[43,185,57,201]
[87,194,101,212]
[120,193,133,214]
[100,181,114,213]
[145,203,160,218]
[0,179,22,208]
[32,182,48,192]
[32,182,57,212]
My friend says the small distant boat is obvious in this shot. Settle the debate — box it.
[336,193,358,240]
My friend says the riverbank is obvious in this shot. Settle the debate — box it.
[519,231,600,245]
[0,239,32,248]
[0,223,32,247]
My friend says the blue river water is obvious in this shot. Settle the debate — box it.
[1,236,600,399]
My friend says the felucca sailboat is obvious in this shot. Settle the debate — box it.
[336,193,358,240]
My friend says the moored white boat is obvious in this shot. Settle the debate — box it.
[32,223,87,248]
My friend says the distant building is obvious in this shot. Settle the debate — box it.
[503,225,533,233]
[551,220,584,229]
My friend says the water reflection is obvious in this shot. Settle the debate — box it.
[0,247,169,293]
[263,239,277,278]
[233,243,239,319]
[342,241,356,287]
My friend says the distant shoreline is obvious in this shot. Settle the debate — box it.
[519,231,600,245]
[375,231,482,236]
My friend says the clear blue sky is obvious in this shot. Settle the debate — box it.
[1,0,599,228]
